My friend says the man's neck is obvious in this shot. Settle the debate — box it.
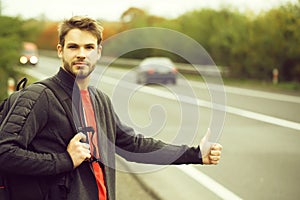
[76,77,90,90]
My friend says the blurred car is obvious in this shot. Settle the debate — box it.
[19,42,39,65]
[136,57,178,85]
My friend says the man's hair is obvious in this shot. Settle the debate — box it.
[58,16,104,47]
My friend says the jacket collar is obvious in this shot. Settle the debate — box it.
[51,67,81,106]
[55,67,78,91]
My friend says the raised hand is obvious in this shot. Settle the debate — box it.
[200,128,223,165]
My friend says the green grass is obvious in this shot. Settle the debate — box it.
[222,78,300,95]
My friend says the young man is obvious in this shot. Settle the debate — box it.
[0,16,222,200]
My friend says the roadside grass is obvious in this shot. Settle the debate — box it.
[222,78,300,96]
[15,66,38,85]
[181,73,300,96]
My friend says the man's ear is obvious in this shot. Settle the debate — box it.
[97,45,102,60]
[57,44,63,58]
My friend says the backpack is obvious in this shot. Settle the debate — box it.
[0,78,28,128]
[0,77,79,200]
[0,77,28,199]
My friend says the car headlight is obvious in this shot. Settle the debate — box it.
[30,56,38,64]
[20,56,28,64]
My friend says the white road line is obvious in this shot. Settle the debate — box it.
[188,80,300,104]
[177,165,243,200]
[102,76,300,131]
[225,105,300,131]
[96,66,300,103]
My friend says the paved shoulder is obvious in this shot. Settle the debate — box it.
[116,159,160,200]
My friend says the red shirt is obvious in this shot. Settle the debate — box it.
[81,90,107,200]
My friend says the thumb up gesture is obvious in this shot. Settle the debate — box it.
[200,128,223,165]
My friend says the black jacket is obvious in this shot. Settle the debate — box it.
[0,68,202,200]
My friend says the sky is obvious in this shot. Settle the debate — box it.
[1,0,298,21]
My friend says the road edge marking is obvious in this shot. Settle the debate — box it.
[177,165,243,200]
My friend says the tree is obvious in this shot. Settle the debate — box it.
[36,22,59,50]
[0,16,23,100]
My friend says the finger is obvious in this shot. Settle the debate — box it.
[200,128,213,156]
[210,160,219,165]
[201,128,211,142]
[73,132,87,142]
[210,150,221,156]
[86,154,92,161]
[209,155,221,162]
[212,143,223,150]
[84,149,91,158]
[78,145,91,160]
[82,143,90,149]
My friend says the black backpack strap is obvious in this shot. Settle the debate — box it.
[37,79,80,133]
[16,77,28,91]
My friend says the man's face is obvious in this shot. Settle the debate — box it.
[57,28,101,79]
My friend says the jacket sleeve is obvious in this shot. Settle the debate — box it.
[0,85,73,176]
[113,106,203,165]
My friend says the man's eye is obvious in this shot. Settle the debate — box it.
[86,46,95,49]
[68,45,77,49]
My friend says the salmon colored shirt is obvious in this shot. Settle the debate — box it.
[81,90,107,200]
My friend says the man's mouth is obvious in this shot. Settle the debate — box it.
[73,61,88,68]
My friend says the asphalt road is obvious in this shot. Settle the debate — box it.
[21,56,300,200]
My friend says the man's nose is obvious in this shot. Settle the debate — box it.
[77,47,86,59]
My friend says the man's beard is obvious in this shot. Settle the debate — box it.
[63,60,93,79]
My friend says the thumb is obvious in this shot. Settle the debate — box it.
[201,128,211,142]
[72,132,87,143]
[200,128,213,157]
